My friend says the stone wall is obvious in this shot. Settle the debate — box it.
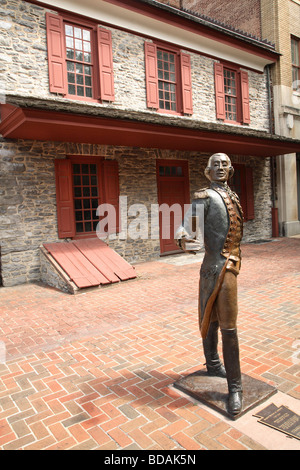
[0,137,272,287]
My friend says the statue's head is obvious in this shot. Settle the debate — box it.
[204,153,234,183]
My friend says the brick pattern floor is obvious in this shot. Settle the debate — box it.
[0,238,299,450]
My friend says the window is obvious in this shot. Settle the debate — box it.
[291,37,300,91]
[230,164,254,221]
[224,68,238,122]
[159,165,183,177]
[145,42,193,115]
[214,62,250,124]
[72,161,100,234]
[65,23,94,99]
[157,49,177,112]
[46,13,115,102]
[55,158,119,239]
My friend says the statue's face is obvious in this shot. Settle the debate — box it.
[209,154,231,183]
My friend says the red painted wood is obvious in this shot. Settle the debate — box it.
[180,52,193,115]
[73,239,121,283]
[156,160,190,254]
[44,242,111,287]
[240,70,251,124]
[2,105,300,157]
[98,28,115,101]
[102,160,120,234]
[214,62,225,120]
[44,239,136,289]
[54,159,76,239]
[145,42,159,109]
[74,239,136,281]
[46,13,67,95]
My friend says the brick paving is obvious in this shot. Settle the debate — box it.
[0,237,299,450]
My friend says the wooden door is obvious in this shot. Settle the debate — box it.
[156,160,190,254]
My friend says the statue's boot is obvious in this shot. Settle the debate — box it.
[221,328,243,416]
[203,321,226,378]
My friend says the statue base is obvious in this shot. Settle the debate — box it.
[173,369,277,420]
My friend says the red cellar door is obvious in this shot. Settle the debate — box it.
[156,160,190,254]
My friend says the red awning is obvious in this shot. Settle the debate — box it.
[1,104,300,157]
[43,239,136,289]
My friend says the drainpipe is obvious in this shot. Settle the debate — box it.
[266,64,279,237]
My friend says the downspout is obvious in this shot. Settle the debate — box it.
[266,64,279,237]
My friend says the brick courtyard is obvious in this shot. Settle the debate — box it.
[0,238,299,450]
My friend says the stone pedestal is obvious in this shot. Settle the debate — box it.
[173,369,277,420]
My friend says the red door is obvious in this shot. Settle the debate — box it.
[156,160,190,254]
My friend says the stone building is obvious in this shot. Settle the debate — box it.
[0,0,299,289]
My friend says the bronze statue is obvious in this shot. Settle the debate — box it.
[175,153,243,415]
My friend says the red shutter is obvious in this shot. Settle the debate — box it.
[240,71,250,124]
[46,13,67,95]
[180,52,193,114]
[245,166,255,220]
[144,42,159,109]
[214,62,225,120]
[97,28,115,101]
[102,160,120,233]
[55,159,75,238]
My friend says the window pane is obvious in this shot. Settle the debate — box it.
[85,76,92,86]
[68,73,75,84]
[74,199,82,210]
[67,61,74,72]
[74,187,81,197]
[76,222,84,233]
[91,199,98,209]
[73,175,81,185]
[76,63,83,74]
[68,84,76,95]
[91,187,98,197]
[84,65,92,75]
[66,37,74,48]
[66,49,74,60]
[82,175,89,186]
[74,27,82,39]
[84,210,91,220]
[83,29,90,41]
[75,50,83,61]
[65,25,73,36]
[75,38,82,50]
[83,41,91,52]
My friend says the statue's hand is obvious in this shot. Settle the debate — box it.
[180,238,202,255]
